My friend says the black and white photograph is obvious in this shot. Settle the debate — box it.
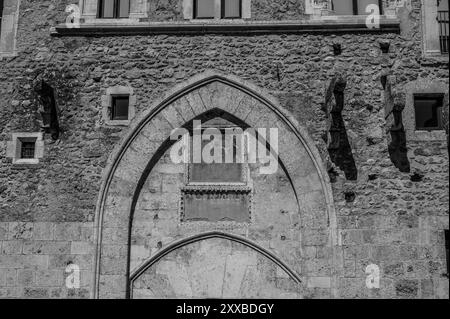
[0,0,449,307]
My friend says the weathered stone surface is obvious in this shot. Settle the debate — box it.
[0,0,447,300]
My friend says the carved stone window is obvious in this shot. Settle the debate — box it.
[403,80,448,141]
[6,133,45,165]
[101,86,136,126]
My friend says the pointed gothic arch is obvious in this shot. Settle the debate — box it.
[92,70,338,299]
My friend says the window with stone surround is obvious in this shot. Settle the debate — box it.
[414,94,444,131]
[101,86,136,126]
[403,80,448,141]
[6,133,45,165]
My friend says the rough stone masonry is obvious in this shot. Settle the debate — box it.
[0,0,448,299]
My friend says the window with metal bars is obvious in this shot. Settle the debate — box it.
[331,0,383,15]
[98,0,130,18]
[438,0,449,54]
[20,141,36,159]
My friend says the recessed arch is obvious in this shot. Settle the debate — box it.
[129,231,303,298]
[92,70,337,299]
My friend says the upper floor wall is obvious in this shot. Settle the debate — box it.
[77,0,394,22]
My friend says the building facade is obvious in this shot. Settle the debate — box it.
[0,0,449,299]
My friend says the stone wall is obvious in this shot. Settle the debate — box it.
[0,0,448,298]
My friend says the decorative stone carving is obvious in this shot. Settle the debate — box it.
[180,186,252,223]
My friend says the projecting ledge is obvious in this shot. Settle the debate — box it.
[51,17,400,37]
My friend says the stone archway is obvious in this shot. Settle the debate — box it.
[130,232,303,299]
[92,70,337,299]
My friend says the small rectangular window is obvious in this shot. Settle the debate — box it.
[111,96,129,121]
[414,95,444,131]
[21,141,36,159]
[194,0,215,19]
[98,0,130,19]
[222,0,241,19]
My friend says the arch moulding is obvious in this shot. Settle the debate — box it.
[92,70,338,299]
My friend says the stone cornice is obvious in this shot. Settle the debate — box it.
[51,17,401,37]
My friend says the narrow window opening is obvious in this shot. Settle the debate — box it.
[414,94,444,131]
[111,95,130,121]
